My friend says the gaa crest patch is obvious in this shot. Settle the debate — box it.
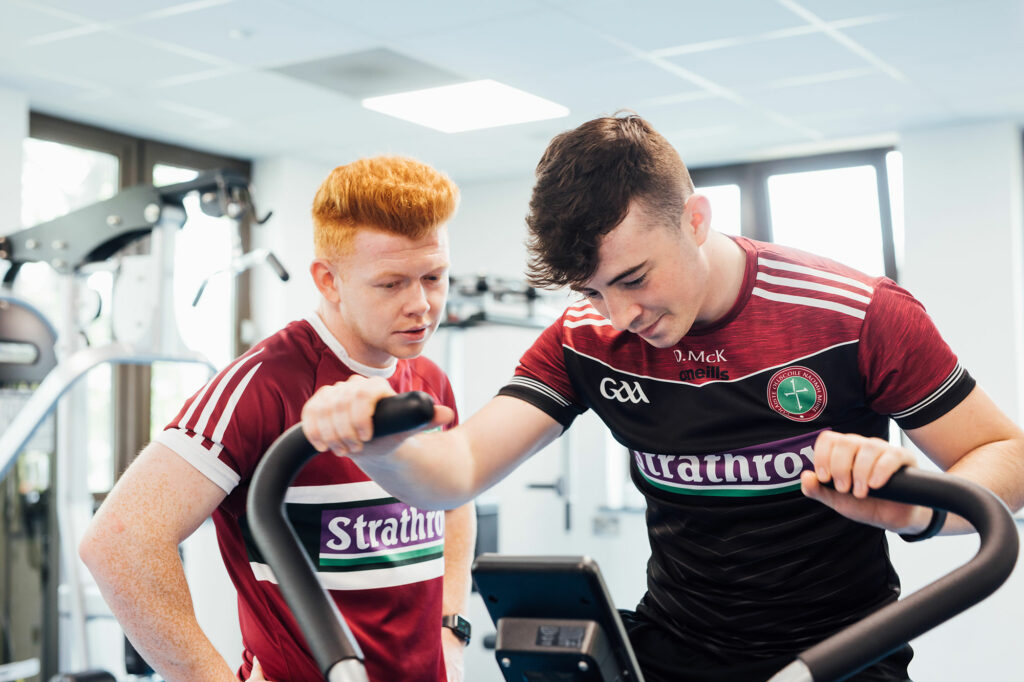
[767,366,827,422]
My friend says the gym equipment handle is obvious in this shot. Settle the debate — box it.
[770,468,1018,682]
[246,391,436,682]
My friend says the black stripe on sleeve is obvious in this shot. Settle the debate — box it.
[497,376,586,430]
[892,367,976,430]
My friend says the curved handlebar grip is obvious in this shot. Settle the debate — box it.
[778,468,1018,682]
[246,391,435,680]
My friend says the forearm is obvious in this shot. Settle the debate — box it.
[939,437,1024,534]
[82,534,235,681]
[442,503,476,615]
[355,430,483,509]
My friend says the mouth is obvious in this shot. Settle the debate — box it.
[396,325,429,339]
[635,316,662,338]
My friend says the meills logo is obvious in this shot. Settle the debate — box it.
[599,378,650,404]
[679,366,730,381]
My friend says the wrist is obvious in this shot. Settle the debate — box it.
[898,506,947,542]
[896,505,933,535]
[442,613,471,646]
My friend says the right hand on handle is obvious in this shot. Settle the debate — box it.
[301,375,454,456]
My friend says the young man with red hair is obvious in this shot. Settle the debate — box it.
[81,157,474,682]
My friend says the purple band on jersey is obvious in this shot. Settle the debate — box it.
[632,429,827,497]
[319,504,445,567]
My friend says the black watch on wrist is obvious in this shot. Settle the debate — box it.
[442,613,471,645]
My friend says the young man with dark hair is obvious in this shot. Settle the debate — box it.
[81,157,475,682]
[300,116,1024,681]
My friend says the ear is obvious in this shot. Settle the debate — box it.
[683,194,712,246]
[310,259,341,303]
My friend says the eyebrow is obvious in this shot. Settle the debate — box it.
[572,261,648,293]
[605,262,648,287]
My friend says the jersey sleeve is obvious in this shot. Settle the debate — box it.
[496,314,587,429]
[859,279,975,430]
[410,356,460,429]
[437,373,459,429]
[155,348,290,494]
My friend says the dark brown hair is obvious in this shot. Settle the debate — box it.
[525,113,693,289]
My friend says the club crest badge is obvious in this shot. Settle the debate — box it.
[767,366,827,422]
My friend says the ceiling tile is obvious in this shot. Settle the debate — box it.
[1,0,1020,180]
[746,72,953,135]
[673,118,814,168]
[30,90,226,143]
[271,49,462,99]
[525,56,707,117]
[793,0,973,22]
[15,28,222,91]
[283,0,545,40]
[394,8,631,85]
[898,48,1024,119]
[153,69,358,121]
[666,31,878,89]
[749,72,949,119]
[0,1,86,58]
[126,0,377,68]
[17,0,239,23]
[843,0,1024,64]
[638,96,769,136]
[552,0,805,51]
[0,68,103,101]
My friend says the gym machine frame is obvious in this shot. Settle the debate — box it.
[0,169,280,676]
[247,393,1019,682]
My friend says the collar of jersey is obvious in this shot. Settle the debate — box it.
[305,312,397,379]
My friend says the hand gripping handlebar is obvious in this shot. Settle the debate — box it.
[769,468,1018,682]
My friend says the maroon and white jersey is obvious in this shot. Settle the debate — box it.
[157,313,458,682]
[499,237,974,662]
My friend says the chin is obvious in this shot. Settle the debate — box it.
[644,336,675,349]
[390,343,426,360]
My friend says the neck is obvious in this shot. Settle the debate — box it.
[315,300,395,370]
[697,231,746,324]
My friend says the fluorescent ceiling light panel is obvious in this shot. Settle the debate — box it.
[362,79,569,133]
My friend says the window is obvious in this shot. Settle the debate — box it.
[690,148,899,280]
[20,136,121,492]
[20,114,250,492]
[694,183,741,237]
[767,165,886,277]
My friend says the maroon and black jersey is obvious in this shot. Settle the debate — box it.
[499,237,974,663]
[157,313,458,682]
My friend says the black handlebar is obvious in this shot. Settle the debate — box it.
[248,395,1018,682]
[246,391,435,680]
[776,468,1019,681]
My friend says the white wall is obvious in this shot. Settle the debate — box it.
[0,86,27,235]
[891,120,1024,682]
[249,157,333,339]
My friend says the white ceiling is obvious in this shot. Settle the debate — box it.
[2,0,1023,181]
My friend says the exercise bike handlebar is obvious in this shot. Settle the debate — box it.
[249,392,1018,682]
[770,468,1019,682]
[246,391,436,682]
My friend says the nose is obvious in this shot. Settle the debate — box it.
[403,282,431,316]
[603,291,641,332]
